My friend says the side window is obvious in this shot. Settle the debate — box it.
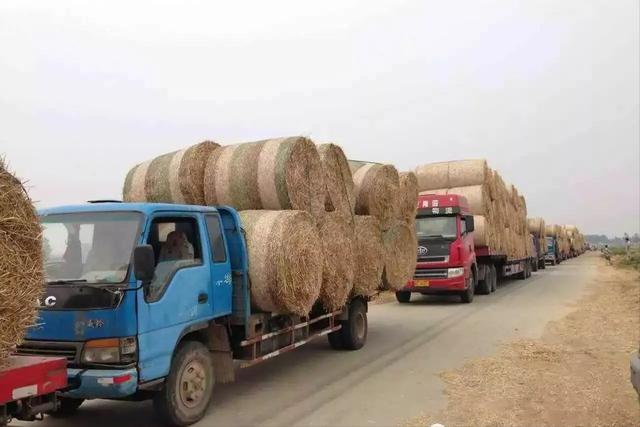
[460,217,467,235]
[205,215,227,263]
[146,217,202,301]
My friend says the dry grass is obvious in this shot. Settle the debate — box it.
[406,260,640,427]
[350,162,400,231]
[0,158,44,363]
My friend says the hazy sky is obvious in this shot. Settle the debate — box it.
[1,0,638,236]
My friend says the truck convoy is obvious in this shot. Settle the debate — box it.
[396,193,533,304]
[15,202,368,426]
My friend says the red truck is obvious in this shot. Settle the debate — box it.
[396,193,532,304]
[0,355,67,426]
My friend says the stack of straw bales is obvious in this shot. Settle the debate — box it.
[415,159,531,260]
[527,217,547,254]
[348,161,418,291]
[124,137,413,315]
[1,159,44,363]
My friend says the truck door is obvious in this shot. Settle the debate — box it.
[204,213,233,317]
[459,215,474,269]
[136,212,213,382]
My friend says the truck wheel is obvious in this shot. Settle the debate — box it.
[327,329,344,350]
[526,263,532,278]
[531,259,538,272]
[489,265,497,293]
[460,272,475,303]
[395,291,411,303]
[340,299,368,350]
[47,397,84,418]
[539,259,546,270]
[154,341,214,427]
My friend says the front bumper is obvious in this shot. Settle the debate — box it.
[401,276,467,294]
[64,367,138,399]
[630,351,640,395]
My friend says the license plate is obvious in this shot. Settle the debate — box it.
[414,279,430,287]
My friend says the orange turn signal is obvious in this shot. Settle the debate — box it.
[85,338,119,348]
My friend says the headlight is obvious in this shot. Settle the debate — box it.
[82,337,137,364]
[447,267,465,278]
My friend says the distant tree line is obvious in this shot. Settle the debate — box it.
[585,233,640,247]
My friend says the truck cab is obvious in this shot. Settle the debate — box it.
[545,236,560,265]
[396,194,478,304]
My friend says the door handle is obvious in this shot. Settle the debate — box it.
[198,293,208,304]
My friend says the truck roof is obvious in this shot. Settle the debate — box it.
[416,193,470,213]
[38,202,221,216]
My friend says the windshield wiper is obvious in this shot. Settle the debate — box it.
[46,279,88,285]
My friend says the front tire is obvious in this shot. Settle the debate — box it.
[395,291,411,303]
[154,341,214,427]
[47,397,84,418]
[460,271,476,303]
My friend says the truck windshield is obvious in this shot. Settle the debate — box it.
[415,216,457,239]
[40,212,142,285]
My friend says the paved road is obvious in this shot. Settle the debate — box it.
[16,253,600,427]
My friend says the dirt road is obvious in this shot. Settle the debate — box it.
[17,252,620,427]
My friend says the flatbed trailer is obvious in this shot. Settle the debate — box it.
[475,246,533,282]
[0,355,67,426]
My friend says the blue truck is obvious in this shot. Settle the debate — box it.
[544,236,561,265]
[16,202,368,426]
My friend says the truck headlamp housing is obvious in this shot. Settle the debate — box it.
[82,337,137,364]
[447,267,465,278]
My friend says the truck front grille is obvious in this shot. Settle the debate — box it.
[414,268,448,279]
[16,340,82,365]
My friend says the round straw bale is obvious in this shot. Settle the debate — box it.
[205,137,325,218]
[352,215,385,297]
[398,172,418,223]
[448,159,489,188]
[415,161,450,191]
[317,214,355,311]
[443,185,490,216]
[472,215,489,246]
[317,144,355,224]
[239,210,322,316]
[123,141,219,204]
[382,220,417,290]
[0,159,44,362]
[350,162,400,230]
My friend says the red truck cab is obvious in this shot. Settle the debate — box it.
[397,193,478,303]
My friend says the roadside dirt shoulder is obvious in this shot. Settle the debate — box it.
[407,258,640,427]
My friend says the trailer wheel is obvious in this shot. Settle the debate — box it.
[489,265,497,293]
[395,291,411,303]
[476,268,490,295]
[531,259,538,272]
[154,341,214,427]
[526,263,532,278]
[47,397,84,418]
[539,259,546,270]
[460,271,475,303]
[341,299,368,350]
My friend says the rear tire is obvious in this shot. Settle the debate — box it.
[476,267,491,295]
[460,271,476,303]
[47,397,84,418]
[153,341,214,427]
[489,265,497,292]
[328,330,344,350]
[395,291,411,303]
[531,259,538,272]
[340,299,368,350]
[539,259,546,270]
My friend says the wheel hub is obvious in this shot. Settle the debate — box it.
[179,360,207,409]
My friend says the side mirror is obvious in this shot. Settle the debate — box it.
[465,215,475,233]
[133,245,155,285]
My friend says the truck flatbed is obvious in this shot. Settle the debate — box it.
[1,355,67,425]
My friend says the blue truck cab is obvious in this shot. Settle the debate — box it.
[17,202,367,426]
[545,236,560,265]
